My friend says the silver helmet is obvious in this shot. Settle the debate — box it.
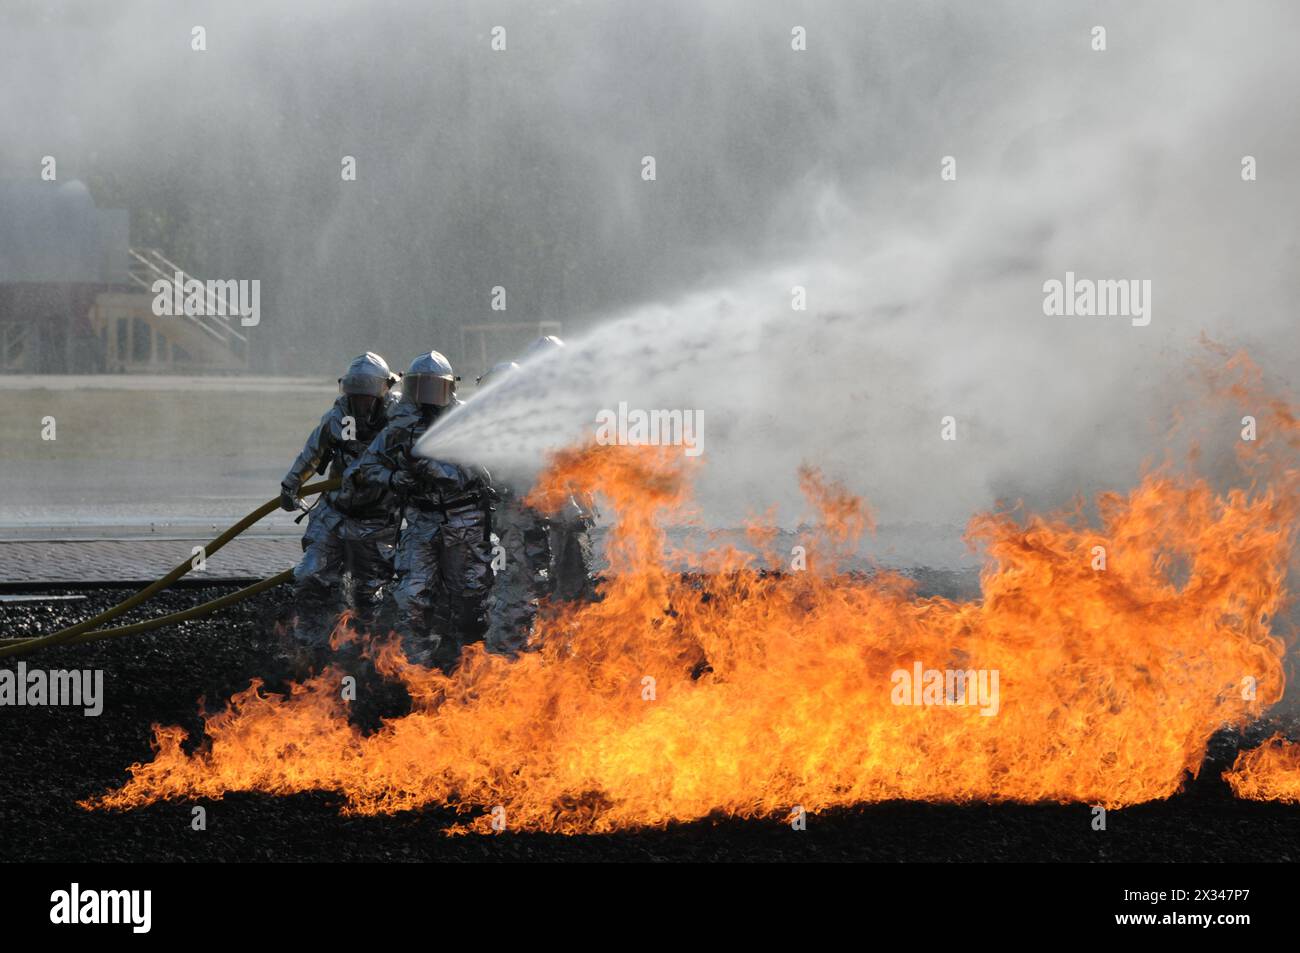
[339,352,393,396]
[339,352,394,419]
[476,360,519,388]
[524,334,565,360]
[404,350,456,407]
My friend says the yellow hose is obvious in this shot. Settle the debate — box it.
[0,478,339,659]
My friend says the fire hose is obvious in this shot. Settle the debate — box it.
[0,477,340,660]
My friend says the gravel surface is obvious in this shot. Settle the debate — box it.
[2,583,1297,862]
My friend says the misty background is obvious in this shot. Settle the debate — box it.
[1,0,1297,559]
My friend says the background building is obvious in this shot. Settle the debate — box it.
[0,180,246,373]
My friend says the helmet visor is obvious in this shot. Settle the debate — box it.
[407,373,455,407]
[340,374,390,397]
[347,393,380,421]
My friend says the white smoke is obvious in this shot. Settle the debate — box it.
[3,1,1295,552]
[420,0,1300,559]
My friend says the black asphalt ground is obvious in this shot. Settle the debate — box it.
[2,581,1298,862]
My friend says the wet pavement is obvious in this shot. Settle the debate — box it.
[0,536,301,585]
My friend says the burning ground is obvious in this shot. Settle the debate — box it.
[2,580,1298,861]
[45,351,1299,841]
[2,350,1298,857]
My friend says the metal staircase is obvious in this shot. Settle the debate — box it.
[126,248,249,362]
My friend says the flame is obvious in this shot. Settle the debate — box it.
[1225,734,1300,803]
[85,350,1299,833]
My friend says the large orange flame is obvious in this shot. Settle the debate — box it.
[86,350,1299,833]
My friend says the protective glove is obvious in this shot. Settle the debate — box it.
[390,469,419,496]
[279,483,300,512]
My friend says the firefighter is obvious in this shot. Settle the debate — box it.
[519,335,598,602]
[345,350,495,667]
[547,490,598,602]
[475,360,552,655]
[280,352,401,650]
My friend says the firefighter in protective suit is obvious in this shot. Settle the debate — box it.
[280,352,400,647]
[548,490,598,601]
[520,335,598,602]
[475,361,552,655]
[345,351,495,667]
